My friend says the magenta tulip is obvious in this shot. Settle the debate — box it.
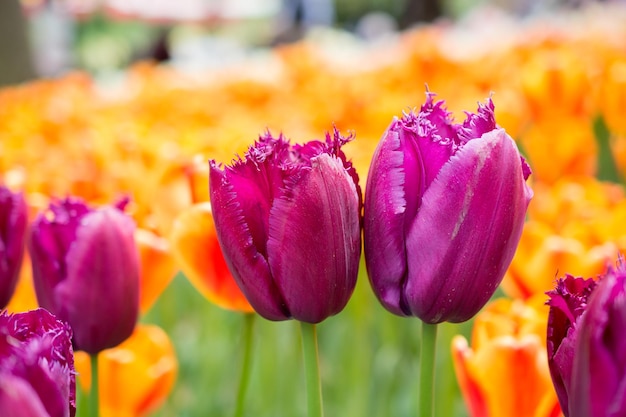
[0,186,28,308]
[0,308,76,417]
[29,197,140,354]
[547,262,626,417]
[209,129,362,323]
[364,93,532,323]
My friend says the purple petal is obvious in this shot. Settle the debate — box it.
[404,128,532,323]
[0,187,27,308]
[546,275,597,414]
[570,271,626,417]
[55,208,139,354]
[0,375,51,417]
[29,198,91,312]
[364,119,410,316]
[457,98,497,145]
[267,153,361,323]
[0,308,75,417]
[209,161,288,320]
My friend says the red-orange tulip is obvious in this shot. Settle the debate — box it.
[169,202,253,312]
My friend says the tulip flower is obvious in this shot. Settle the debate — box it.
[546,274,596,416]
[74,324,178,417]
[209,129,362,324]
[547,262,626,417]
[452,297,561,417]
[364,93,532,324]
[0,308,76,417]
[29,197,140,354]
[0,186,28,308]
[170,202,253,312]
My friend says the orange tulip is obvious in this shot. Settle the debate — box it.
[452,297,562,417]
[149,156,210,237]
[135,229,178,314]
[75,324,177,417]
[169,202,253,312]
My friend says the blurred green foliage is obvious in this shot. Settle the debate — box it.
[74,264,474,417]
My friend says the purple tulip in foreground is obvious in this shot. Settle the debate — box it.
[364,93,532,323]
[209,129,362,323]
[0,308,76,417]
[547,262,626,417]
[29,197,140,354]
[0,186,28,308]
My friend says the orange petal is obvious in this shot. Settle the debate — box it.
[452,336,489,417]
[135,229,178,314]
[75,324,177,417]
[169,202,253,312]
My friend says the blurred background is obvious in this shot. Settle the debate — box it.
[1,0,621,85]
[3,1,626,417]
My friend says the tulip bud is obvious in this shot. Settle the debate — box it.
[0,308,76,417]
[209,129,362,323]
[547,262,626,417]
[0,186,28,308]
[29,197,140,354]
[364,93,532,323]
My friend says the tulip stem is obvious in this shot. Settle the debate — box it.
[300,322,324,417]
[89,353,100,417]
[233,313,256,417]
[419,322,438,417]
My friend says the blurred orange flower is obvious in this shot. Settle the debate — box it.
[452,297,562,417]
[503,177,626,299]
[169,202,253,312]
[75,324,177,417]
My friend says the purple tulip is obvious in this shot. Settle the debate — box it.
[364,93,532,323]
[29,197,140,354]
[547,262,626,417]
[0,186,28,308]
[0,308,76,417]
[209,129,362,323]
[546,274,596,415]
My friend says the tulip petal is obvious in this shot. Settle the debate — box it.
[0,375,51,417]
[570,272,626,417]
[405,129,532,323]
[267,153,361,323]
[55,208,139,354]
[451,336,489,417]
[209,162,288,320]
[364,120,409,315]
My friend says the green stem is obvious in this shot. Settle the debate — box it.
[300,322,324,417]
[233,313,256,417]
[419,322,438,417]
[89,353,99,417]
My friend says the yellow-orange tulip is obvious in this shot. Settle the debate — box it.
[75,324,177,417]
[169,202,253,312]
[452,297,562,417]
